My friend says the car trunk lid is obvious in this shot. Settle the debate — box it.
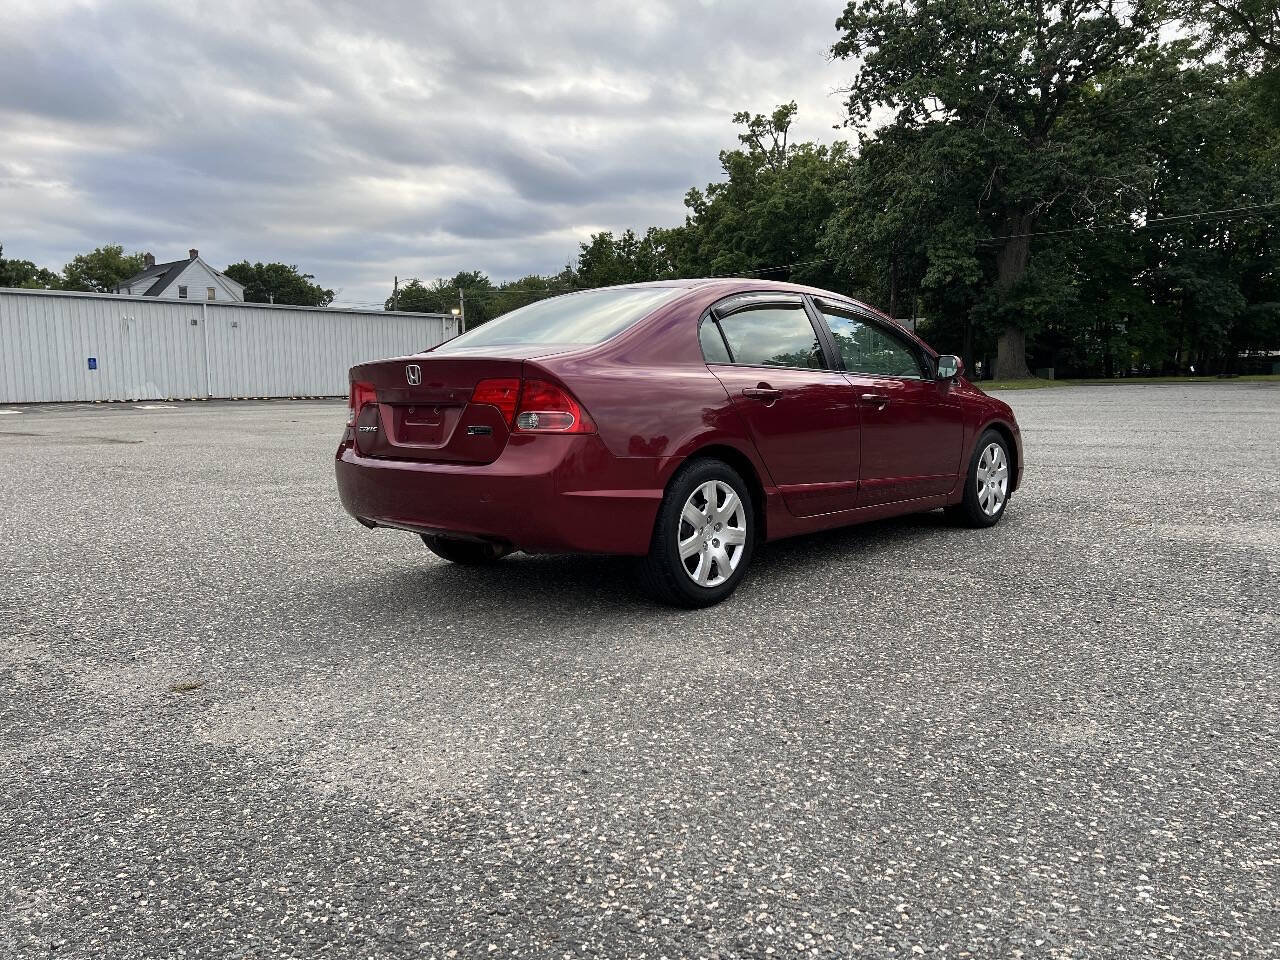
[349,355,524,464]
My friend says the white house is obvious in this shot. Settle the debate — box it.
[113,249,245,302]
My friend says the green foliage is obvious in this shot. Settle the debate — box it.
[666,104,850,288]
[830,0,1194,377]
[0,244,59,289]
[1135,68,1280,372]
[490,272,577,315]
[60,244,145,293]
[575,228,676,287]
[223,261,334,307]
[1182,0,1280,69]
[386,271,499,326]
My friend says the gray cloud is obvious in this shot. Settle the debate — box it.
[0,0,854,306]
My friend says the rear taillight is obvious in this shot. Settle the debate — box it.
[347,380,377,425]
[471,378,520,425]
[514,379,595,434]
[469,377,595,433]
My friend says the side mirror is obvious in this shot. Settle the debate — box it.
[936,355,963,380]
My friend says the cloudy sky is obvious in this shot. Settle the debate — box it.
[0,0,855,306]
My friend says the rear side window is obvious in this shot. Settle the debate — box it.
[819,309,924,379]
[716,305,827,369]
[699,318,732,364]
[434,287,683,352]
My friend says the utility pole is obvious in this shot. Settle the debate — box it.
[392,276,399,311]
[459,287,466,332]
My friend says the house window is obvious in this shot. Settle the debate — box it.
[178,285,188,299]
[207,287,216,301]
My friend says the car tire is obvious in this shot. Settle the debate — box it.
[422,534,511,565]
[639,458,755,608]
[946,428,1013,528]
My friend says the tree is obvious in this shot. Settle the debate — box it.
[1187,0,1280,64]
[832,0,1182,378]
[1136,67,1280,374]
[1181,0,1280,120]
[386,278,438,313]
[60,244,146,293]
[0,244,59,289]
[386,271,498,326]
[490,273,575,316]
[574,228,676,287]
[822,122,984,362]
[223,261,335,306]
[667,103,850,288]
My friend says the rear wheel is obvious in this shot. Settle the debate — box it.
[422,534,511,565]
[639,459,754,608]
[946,429,1012,528]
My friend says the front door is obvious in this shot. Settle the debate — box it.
[812,302,964,507]
[703,295,861,517]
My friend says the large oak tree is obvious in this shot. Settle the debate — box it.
[831,0,1180,378]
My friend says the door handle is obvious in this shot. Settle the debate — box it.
[743,385,782,402]
[861,393,890,408]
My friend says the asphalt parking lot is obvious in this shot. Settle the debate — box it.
[2,383,1277,959]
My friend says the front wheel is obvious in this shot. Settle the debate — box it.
[638,459,755,608]
[422,534,511,565]
[947,429,1012,528]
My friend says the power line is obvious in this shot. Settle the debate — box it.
[392,276,583,296]
[354,199,1280,311]
[978,201,1280,243]
[456,286,576,299]
[729,256,837,277]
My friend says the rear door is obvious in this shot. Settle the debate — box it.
[812,300,963,506]
[703,294,861,517]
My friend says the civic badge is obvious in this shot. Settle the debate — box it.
[405,364,422,385]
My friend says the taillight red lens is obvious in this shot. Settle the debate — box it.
[347,380,377,425]
[514,379,595,433]
[471,378,521,426]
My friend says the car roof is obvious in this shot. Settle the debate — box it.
[596,277,893,322]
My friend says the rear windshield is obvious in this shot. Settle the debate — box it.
[433,287,684,352]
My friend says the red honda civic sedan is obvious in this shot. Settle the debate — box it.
[336,279,1021,606]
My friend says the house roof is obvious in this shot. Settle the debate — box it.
[118,256,195,295]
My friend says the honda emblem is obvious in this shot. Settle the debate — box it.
[405,364,422,385]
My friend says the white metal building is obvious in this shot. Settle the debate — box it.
[0,287,461,403]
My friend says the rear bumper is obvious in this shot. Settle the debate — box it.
[335,432,666,555]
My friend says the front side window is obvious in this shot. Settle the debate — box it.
[716,305,826,369]
[819,309,924,379]
[178,285,188,299]
[207,287,216,301]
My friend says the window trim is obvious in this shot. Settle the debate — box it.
[700,292,836,371]
[177,285,188,300]
[810,296,933,380]
[710,291,806,320]
[698,313,734,364]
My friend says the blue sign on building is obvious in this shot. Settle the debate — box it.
[87,357,98,370]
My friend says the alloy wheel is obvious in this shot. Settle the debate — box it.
[976,442,1009,516]
[677,480,748,587]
